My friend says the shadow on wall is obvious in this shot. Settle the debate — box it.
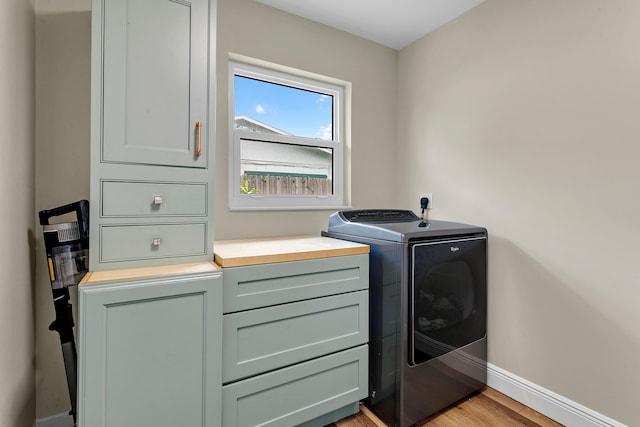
[15,223,37,426]
[35,10,91,420]
[488,236,638,425]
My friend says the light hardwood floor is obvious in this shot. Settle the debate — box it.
[331,387,564,427]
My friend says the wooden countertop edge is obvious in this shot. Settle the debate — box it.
[213,246,369,268]
[81,237,370,279]
[81,262,221,285]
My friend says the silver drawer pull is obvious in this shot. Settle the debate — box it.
[152,237,162,246]
[153,195,164,205]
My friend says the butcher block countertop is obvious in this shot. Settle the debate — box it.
[213,235,369,268]
[81,262,221,285]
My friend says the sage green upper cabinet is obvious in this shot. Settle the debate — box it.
[90,0,216,271]
[101,0,209,167]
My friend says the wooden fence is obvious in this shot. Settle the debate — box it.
[241,174,332,195]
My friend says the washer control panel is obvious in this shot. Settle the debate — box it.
[340,209,419,222]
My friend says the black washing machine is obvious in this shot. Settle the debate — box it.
[323,209,487,427]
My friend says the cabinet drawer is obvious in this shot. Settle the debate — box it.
[223,290,368,383]
[222,345,368,427]
[101,181,207,217]
[222,254,368,313]
[99,223,207,263]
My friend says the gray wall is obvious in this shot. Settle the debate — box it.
[214,0,399,240]
[32,0,636,424]
[0,0,36,425]
[396,1,639,424]
[31,0,398,418]
[34,6,91,419]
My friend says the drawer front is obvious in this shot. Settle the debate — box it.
[222,345,368,427]
[222,254,368,313]
[99,223,207,263]
[101,180,207,217]
[223,290,368,383]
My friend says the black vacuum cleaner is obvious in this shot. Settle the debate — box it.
[39,200,89,425]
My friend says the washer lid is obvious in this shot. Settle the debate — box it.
[326,209,486,242]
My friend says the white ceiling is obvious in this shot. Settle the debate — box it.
[35,0,90,13]
[256,0,485,50]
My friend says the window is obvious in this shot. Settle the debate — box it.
[229,59,347,210]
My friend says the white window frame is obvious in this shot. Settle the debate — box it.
[228,59,347,210]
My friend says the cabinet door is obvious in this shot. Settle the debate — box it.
[77,272,222,427]
[100,0,209,167]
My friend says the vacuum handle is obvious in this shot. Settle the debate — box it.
[39,199,90,239]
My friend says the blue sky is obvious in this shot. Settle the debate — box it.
[234,75,333,140]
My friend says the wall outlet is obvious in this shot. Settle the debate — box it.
[419,193,433,210]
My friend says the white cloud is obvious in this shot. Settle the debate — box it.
[255,104,265,114]
[317,123,332,140]
[316,95,330,104]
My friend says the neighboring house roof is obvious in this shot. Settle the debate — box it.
[235,115,333,179]
[234,115,290,135]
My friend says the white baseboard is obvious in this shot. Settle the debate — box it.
[487,363,626,427]
[33,411,73,427]
[33,365,625,427]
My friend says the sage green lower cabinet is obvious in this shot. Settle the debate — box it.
[77,271,223,427]
[220,254,369,427]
